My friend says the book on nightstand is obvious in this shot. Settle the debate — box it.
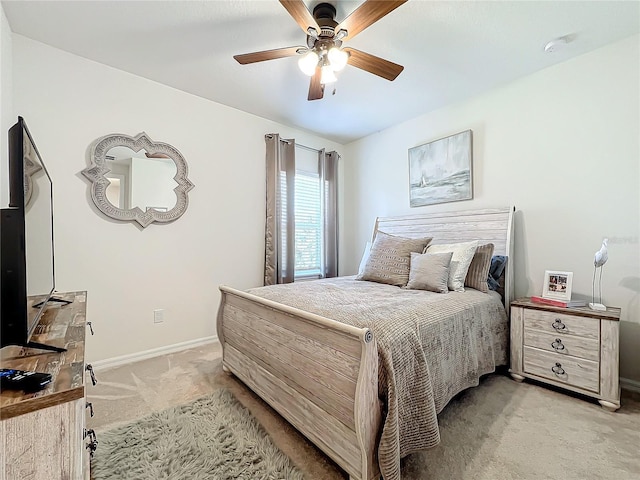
[531,295,587,308]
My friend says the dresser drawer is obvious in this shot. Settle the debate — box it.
[523,309,599,340]
[523,329,599,362]
[523,346,599,393]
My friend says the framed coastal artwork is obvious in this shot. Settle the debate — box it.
[408,129,473,207]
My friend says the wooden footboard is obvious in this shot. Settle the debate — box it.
[217,285,381,480]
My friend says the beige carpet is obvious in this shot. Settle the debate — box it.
[88,344,640,480]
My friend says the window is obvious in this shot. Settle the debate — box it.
[294,169,322,278]
[265,134,338,285]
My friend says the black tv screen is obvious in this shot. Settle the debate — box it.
[1,117,55,348]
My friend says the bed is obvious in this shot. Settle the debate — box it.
[216,207,515,480]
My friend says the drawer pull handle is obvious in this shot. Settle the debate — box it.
[551,338,565,351]
[552,319,566,331]
[85,429,98,457]
[85,364,98,386]
[551,362,565,376]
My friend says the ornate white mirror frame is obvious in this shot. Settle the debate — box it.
[82,132,194,228]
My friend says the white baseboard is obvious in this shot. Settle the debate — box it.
[620,377,640,394]
[91,335,219,372]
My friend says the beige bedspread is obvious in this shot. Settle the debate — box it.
[247,276,508,480]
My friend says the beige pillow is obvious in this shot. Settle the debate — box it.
[360,232,432,286]
[425,240,478,292]
[465,243,495,293]
[406,252,453,293]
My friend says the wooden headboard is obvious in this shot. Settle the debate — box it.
[373,207,515,311]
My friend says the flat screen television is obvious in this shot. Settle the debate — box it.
[1,116,67,352]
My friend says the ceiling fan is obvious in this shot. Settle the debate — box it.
[233,0,407,101]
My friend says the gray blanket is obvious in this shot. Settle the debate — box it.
[247,276,508,480]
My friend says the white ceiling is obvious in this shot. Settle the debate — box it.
[3,1,639,144]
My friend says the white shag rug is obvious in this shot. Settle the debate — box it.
[91,388,304,480]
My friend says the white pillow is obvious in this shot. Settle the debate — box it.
[356,241,372,278]
[425,240,478,292]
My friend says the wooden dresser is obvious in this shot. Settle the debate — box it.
[510,298,621,411]
[0,291,91,480]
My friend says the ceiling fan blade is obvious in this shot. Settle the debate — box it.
[308,67,324,101]
[336,0,408,41]
[279,0,321,35]
[233,46,302,65]
[344,48,404,81]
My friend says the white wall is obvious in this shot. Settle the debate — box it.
[0,6,12,206]
[11,35,343,363]
[343,34,640,383]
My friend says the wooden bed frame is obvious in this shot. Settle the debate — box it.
[217,207,515,480]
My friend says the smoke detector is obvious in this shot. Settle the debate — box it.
[544,35,574,53]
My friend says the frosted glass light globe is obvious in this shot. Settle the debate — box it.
[328,47,349,71]
[320,65,337,84]
[298,51,319,76]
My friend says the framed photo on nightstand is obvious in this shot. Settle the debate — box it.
[542,270,573,301]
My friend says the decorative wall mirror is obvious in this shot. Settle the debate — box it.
[82,132,194,228]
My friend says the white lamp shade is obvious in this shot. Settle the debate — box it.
[328,47,349,71]
[320,64,337,84]
[298,51,319,76]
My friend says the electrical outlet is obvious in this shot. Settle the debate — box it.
[153,309,164,324]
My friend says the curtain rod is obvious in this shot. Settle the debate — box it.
[279,138,320,153]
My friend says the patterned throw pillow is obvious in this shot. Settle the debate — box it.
[406,252,453,293]
[360,232,432,286]
[425,240,479,292]
[464,243,495,293]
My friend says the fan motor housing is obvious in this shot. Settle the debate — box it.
[313,2,338,31]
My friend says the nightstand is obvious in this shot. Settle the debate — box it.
[510,298,621,411]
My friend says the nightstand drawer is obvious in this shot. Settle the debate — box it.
[523,309,599,340]
[523,346,599,393]
[523,329,599,362]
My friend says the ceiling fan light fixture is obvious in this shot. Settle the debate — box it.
[328,47,349,71]
[298,50,319,76]
[320,64,337,84]
[234,0,407,101]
